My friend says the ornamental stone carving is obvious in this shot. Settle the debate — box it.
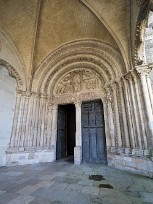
[55,69,101,95]
[135,0,150,65]
[136,0,145,6]
[0,40,2,52]
[0,59,23,89]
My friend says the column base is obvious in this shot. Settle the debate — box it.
[74,146,82,164]
[107,147,153,178]
[3,148,55,166]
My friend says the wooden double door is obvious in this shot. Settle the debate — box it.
[56,100,107,164]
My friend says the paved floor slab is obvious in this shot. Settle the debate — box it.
[0,158,153,204]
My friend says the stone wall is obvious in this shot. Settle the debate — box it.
[145,12,153,88]
[145,11,153,64]
[0,65,16,165]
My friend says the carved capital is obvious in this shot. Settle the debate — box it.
[136,0,145,6]
[40,93,48,100]
[105,87,112,102]
[74,101,82,108]
[52,104,58,111]
[135,64,153,76]
[33,92,40,99]
[16,90,23,98]
[25,91,31,97]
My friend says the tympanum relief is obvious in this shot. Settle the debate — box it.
[55,70,102,96]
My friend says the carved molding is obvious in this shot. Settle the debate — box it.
[0,59,24,90]
[135,64,153,76]
[51,91,103,105]
[124,64,153,79]
[135,0,150,65]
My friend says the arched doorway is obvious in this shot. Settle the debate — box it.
[0,65,17,165]
[31,40,126,165]
[53,68,107,164]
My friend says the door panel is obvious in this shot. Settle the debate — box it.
[56,107,67,160]
[82,100,107,164]
[82,128,90,162]
[90,128,97,163]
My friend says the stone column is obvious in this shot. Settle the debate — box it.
[21,92,31,148]
[74,101,82,164]
[51,104,58,161]
[27,93,36,148]
[15,92,26,148]
[105,88,115,147]
[111,82,122,147]
[10,91,22,148]
[46,101,53,147]
[136,65,153,148]
[40,94,47,147]
[146,74,153,110]
[132,71,147,149]
[118,79,130,148]
[128,74,140,148]
[122,77,135,149]
[32,93,40,147]
[103,97,111,149]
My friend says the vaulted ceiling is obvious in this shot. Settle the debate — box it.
[0,0,152,85]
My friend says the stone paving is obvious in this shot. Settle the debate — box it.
[0,158,153,204]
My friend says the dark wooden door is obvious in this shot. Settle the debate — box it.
[56,106,67,160]
[82,100,107,164]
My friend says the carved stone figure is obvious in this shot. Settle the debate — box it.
[55,69,101,95]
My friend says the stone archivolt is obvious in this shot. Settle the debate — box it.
[32,39,125,93]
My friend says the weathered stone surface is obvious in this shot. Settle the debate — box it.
[145,12,153,64]
[0,65,16,166]
[0,160,153,204]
